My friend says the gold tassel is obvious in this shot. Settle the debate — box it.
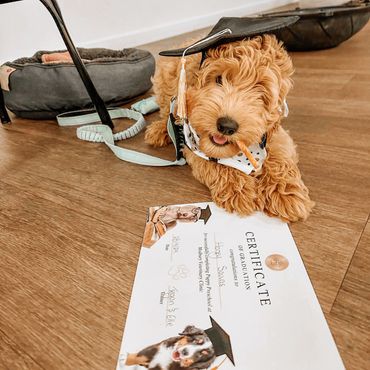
[211,356,227,370]
[176,57,187,120]
[174,29,233,121]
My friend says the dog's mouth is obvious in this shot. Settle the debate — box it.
[172,350,181,362]
[210,134,230,146]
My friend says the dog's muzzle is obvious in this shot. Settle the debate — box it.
[167,97,290,176]
[183,121,267,176]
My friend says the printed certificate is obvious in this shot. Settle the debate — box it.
[117,202,344,370]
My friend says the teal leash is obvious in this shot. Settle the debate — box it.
[56,97,187,167]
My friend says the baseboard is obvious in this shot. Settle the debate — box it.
[83,0,294,49]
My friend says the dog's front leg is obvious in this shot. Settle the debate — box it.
[259,129,314,222]
[184,148,260,215]
[125,353,149,367]
[145,118,172,147]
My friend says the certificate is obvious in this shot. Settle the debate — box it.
[117,202,344,370]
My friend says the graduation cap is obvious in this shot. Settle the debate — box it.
[160,16,299,122]
[199,205,212,224]
[205,316,235,366]
[159,16,299,57]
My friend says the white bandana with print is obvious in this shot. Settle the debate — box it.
[183,121,267,176]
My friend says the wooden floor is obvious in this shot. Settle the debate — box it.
[1,21,370,370]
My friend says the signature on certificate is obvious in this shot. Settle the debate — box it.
[160,286,179,327]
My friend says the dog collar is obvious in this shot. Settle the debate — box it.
[183,121,267,175]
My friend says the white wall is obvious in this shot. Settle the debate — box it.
[0,0,294,63]
[299,1,346,7]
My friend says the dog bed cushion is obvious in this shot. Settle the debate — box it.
[1,47,155,119]
[264,1,370,51]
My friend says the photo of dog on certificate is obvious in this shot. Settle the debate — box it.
[119,317,234,370]
[142,204,212,247]
[145,18,315,223]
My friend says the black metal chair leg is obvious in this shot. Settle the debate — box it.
[0,88,11,124]
[39,0,114,129]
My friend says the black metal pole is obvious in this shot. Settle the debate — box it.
[39,0,114,129]
[0,88,11,124]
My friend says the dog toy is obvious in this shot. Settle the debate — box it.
[41,51,73,64]
[131,96,160,115]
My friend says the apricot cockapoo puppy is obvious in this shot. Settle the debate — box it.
[145,35,314,222]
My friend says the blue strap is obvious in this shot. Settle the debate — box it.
[56,98,186,167]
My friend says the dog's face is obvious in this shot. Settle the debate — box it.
[162,206,201,223]
[186,35,293,159]
[171,326,215,369]
[176,206,201,222]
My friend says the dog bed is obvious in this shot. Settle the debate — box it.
[1,47,155,119]
[264,1,370,51]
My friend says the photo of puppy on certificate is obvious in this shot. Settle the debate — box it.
[143,204,212,247]
[120,317,233,370]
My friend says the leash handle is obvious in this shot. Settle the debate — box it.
[78,124,186,167]
[57,101,186,167]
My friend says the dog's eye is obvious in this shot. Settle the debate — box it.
[216,75,222,85]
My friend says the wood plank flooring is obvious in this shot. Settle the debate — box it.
[1,18,369,370]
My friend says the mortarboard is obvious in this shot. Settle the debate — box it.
[199,205,212,224]
[159,16,299,57]
[205,316,235,366]
[159,16,299,122]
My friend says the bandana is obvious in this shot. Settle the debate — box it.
[183,121,267,176]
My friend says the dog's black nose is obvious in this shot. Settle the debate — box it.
[217,117,239,135]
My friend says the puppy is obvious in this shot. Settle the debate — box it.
[145,35,314,222]
[124,326,215,370]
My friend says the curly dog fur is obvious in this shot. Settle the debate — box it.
[145,35,314,222]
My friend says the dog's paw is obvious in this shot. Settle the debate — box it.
[145,120,172,147]
[264,184,314,222]
[212,189,257,216]
[210,171,259,216]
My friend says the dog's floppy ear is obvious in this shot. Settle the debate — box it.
[258,34,293,132]
[179,325,205,336]
[261,34,293,103]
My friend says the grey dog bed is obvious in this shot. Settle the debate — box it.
[2,47,155,119]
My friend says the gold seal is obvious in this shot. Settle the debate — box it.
[265,254,289,271]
